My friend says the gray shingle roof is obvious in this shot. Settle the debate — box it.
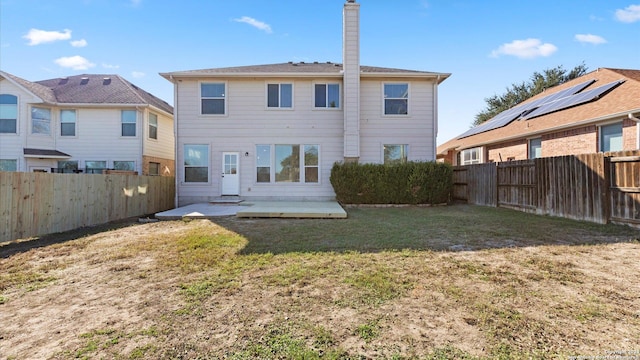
[1,71,57,103]
[1,71,172,115]
[36,74,173,114]
[162,62,450,82]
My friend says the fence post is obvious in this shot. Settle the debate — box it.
[602,155,611,224]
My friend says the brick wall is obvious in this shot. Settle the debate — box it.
[623,118,639,150]
[487,139,527,162]
[542,125,597,156]
[142,155,175,176]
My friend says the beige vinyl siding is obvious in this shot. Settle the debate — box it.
[56,108,141,171]
[176,78,344,204]
[359,79,436,163]
[143,110,174,160]
[0,79,44,171]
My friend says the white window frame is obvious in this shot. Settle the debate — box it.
[0,94,18,134]
[85,160,107,174]
[382,82,409,116]
[266,83,294,109]
[313,82,341,109]
[255,144,319,184]
[121,110,137,137]
[528,138,542,159]
[200,82,227,116]
[31,106,51,135]
[148,113,158,140]
[183,144,210,183]
[599,122,623,152]
[460,147,482,165]
[383,144,409,165]
[60,109,77,137]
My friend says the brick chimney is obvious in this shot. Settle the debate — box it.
[342,0,360,162]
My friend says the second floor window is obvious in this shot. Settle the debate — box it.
[0,94,17,134]
[201,83,225,115]
[60,109,76,136]
[314,84,340,108]
[121,110,136,136]
[32,107,51,135]
[149,113,158,140]
[384,83,408,115]
[267,83,293,108]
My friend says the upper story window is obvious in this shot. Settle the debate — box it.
[529,138,542,159]
[600,123,623,152]
[0,94,17,134]
[32,107,51,135]
[149,113,158,140]
[384,144,408,165]
[121,110,136,137]
[60,109,76,136]
[267,83,293,108]
[201,83,225,115]
[384,83,409,115]
[314,83,340,108]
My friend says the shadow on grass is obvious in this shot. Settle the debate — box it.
[0,218,141,259]
[210,204,640,255]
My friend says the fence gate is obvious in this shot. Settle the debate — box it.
[608,153,640,226]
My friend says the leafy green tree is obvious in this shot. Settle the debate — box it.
[473,63,588,126]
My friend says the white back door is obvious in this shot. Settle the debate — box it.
[221,152,239,195]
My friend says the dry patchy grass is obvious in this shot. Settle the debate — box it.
[0,205,639,359]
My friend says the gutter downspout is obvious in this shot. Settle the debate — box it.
[171,75,179,208]
[629,113,640,149]
[433,75,441,160]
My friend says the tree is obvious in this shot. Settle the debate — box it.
[473,63,588,126]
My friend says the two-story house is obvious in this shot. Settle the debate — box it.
[0,72,174,175]
[161,0,450,205]
[437,68,640,165]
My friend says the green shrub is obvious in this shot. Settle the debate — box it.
[330,161,452,204]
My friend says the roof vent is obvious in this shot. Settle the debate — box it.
[300,61,305,64]
[103,77,111,85]
[288,61,293,64]
[313,61,318,64]
[80,77,89,85]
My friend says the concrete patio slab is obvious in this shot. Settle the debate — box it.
[236,201,347,219]
[155,201,347,220]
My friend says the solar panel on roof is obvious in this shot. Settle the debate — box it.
[523,80,624,120]
[456,79,597,139]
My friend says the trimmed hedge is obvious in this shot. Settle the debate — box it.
[330,161,453,205]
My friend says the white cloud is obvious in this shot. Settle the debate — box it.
[54,56,95,70]
[102,63,120,69]
[615,4,640,23]
[233,16,272,33]
[490,38,557,59]
[70,39,88,47]
[575,34,607,45]
[23,28,72,45]
[131,71,145,78]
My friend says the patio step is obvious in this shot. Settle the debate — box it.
[210,196,244,204]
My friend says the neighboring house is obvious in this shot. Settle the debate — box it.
[161,0,450,205]
[0,71,174,175]
[438,68,640,165]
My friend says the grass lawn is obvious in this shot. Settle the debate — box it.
[1,204,639,359]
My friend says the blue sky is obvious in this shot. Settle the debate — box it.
[1,0,639,145]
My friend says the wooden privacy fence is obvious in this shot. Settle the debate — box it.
[0,173,175,242]
[453,150,640,227]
